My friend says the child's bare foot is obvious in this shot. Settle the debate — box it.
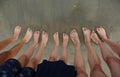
[23,28,33,43]
[96,27,108,40]
[63,33,69,47]
[82,27,91,43]
[91,30,101,45]
[41,31,48,47]
[33,31,40,47]
[70,29,80,46]
[53,32,59,46]
[13,26,21,40]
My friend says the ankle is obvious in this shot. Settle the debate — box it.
[40,43,46,48]
[63,44,68,48]
[103,38,109,42]
[33,42,38,47]
[62,47,67,51]
[21,39,27,43]
[75,44,80,49]
[85,40,91,44]
[98,42,102,46]
[11,36,17,41]
[33,42,38,45]
[76,42,81,46]
[54,43,59,47]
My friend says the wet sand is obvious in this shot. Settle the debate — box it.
[0,0,120,77]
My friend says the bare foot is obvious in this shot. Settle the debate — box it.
[82,27,91,43]
[53,32,59,46]
[13,26,21,40]
[41,31,48,47]
[91,30,101,45]
[96,27,108,40]
[63,33,69,47]
[23,28,33,43]
[70,29,80,46]
[33,31,40,47]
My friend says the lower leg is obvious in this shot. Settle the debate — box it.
[22,31,39,58]
[0,26,21,51]
[92,30,120,77]
[105,39,120,56]
[18,31,40,67]
[96,27,120,56]
[82,27,101,70]
[70,29,87,77]
[89,30,107,77]
[49,32,59,61]
[90,65,108,77]
[25,58,36,69]
[26,31,48,69]
[60,33,69,63]
[99,43,120,77]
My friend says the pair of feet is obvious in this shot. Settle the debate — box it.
[53,32,69,48]
[12,26,32,43]
[70,26,108,46]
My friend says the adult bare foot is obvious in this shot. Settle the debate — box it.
[53,32,59,46]
[70,29,80,46]
[23,28,33,43]
[91,30,101,45]
[63,33,69,47]
[13,26,21,40]
[33,31,40,47]
[82,27,91,43]
[96,27,108,40]
[40,31,48,47]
